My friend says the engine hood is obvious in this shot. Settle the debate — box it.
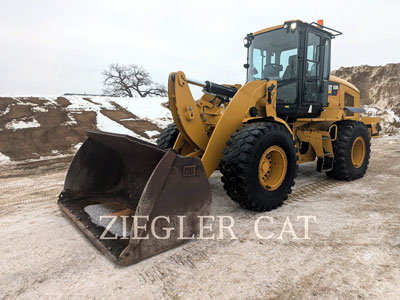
[329,75,360,94]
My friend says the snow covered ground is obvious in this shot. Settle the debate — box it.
[0,95,173,163]
[63,95,172,129]
[0,95,172,135]
[96,111,142,140]
[64,95,172,143]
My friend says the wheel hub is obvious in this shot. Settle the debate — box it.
[258,146,287,191]
[351,136,366,168]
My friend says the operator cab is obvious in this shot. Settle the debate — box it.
[244,20,342,118]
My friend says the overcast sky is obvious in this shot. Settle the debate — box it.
[0,0,399,96]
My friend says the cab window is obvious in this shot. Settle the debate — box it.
[248,28,299,105]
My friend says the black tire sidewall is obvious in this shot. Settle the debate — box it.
[156,124,179,150]
[346,125,370,176]
[249,128,297,200]
[327,121,371,181]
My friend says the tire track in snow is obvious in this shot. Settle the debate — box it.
[0,194,58,208]
[288,178,344,202]
[0,176,64,207]
[0,177,64,191]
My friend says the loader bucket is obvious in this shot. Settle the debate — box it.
[58,130,211,266]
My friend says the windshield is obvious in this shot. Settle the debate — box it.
[247,28,299,82]
[247,28,299,104]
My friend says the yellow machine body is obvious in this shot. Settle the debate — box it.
[168,71,379,175]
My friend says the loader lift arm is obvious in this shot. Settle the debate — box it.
[168,71,291,177]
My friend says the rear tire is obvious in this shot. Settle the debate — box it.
[327,121,370,181]
[156,124,179,150]
[220,122,297,211]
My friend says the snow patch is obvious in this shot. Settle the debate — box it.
[41,97,58,106]
[16,153,71,164]
[64,96,115,111]
[62,113,78,126]
[5,117,41,130]
[110,96,172,128]
[15,99,37,106]
[62,96,168,142]
[120,118,136,121]
[63,96,172,128]
[52,95,172,131]
[74,142,83,150]
[96,111,153,142]
[31,106,48,113]
[0,105,10,116]
[0,152,11,164]
[144,130,160,138]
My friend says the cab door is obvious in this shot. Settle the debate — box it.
[302,30,323,115]
[301,29,331,116]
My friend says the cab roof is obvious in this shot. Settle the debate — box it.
[253,20,302,36]
[253,20,341,38]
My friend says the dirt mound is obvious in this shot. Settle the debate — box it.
[332,63,400,135]
[0,97,91,161]
[0,96,171,163]
[332,63,400,108]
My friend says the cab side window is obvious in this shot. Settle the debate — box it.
[303,31,322,104]
[306,32,321,78]
[323,39,331,80]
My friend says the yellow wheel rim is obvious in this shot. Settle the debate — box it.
[351,136,366,168]
[258,145,287,191]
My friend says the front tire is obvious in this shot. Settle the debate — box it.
[220,122,297,211]
[327,121,371,181]
[156,124,179,150]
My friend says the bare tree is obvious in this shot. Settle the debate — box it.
[102,64,167,97]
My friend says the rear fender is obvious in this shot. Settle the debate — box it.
[360,116,381,137]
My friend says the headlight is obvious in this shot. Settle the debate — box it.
[290,22,297,31]
[243,33,253,48]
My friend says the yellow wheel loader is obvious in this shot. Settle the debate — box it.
[59,20,380,265]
